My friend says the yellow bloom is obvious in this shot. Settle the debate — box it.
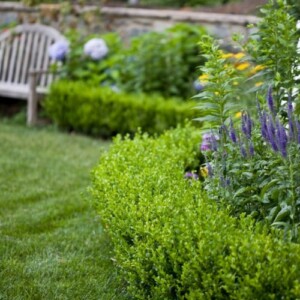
[255,81,264,87]
[249,64,266,75]
[200,166,208,178]
[199,73,209,83]
[236,62,250,71]
[235,111,242,118]
[221,52,234,59]
[234,52,245,60]
[233,81,239,86]
[253,64,265,72]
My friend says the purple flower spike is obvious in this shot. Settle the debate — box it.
[200,142,211,151]
[267,86,275,114]
[276,119,288,158]
[241,112,253,139]
[287,97,295,141]
[296,121,300,144]
[200,132,219,152]
[229,118,237,143]
[266,117,278,151]
[184,172,199,180]
[240,144,247,158]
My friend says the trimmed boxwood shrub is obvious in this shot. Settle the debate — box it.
[90,124,300,299]
[44,81,199,138]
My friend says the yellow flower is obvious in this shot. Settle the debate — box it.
[234,52,245,60]
[199,74,209,83]
[235,111,242,118]
[255,81,264,87]
[233,81,239,86]
[236,62,250,71]
[200,166,208,178]
[221,52,234,59]
[249,64,266,75]
[253,65,265,72]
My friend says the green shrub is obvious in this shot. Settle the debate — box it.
[44,81,198,138]
[90,125,300,299]
[114,23,207,99]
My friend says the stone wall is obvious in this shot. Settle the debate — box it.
[0,2,259,42]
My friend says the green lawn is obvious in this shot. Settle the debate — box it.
[0,121,129,300]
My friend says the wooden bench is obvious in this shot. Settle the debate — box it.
[0,23,66,125]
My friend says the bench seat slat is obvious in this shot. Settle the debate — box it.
[0,83,49,99]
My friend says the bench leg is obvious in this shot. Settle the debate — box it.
[27,73,38,126]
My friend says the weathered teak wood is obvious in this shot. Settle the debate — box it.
[0,23,66,125]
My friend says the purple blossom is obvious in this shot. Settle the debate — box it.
[287,97,295,141]
[277,121,288,157]
[266,116,278,151]
[220,176,230,187]
[240,144,247,158]
[297,121,300,144]
[229,118,237,143]
[84,38,109,60]
[267,86,275,114]
[200,132,219,151]
[49,40,69,62]
[184,172,199,180]
[241,112,253,139]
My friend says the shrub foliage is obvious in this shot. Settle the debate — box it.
[90,125,300,299]
[44,81,198,137]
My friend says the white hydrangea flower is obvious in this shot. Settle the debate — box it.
[49,40,69,62]
[84,38,109,60]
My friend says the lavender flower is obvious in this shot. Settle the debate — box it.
[229,118,237,143]
[276,120,288,157]
[220,176,230,187]
[49,40,69,62]
[267,86,275,114]
[266,116,278,151]
[287,97,295,141]
[184,172,199,180]
[84,38,109,60]
[240,143,247,158]
[260,111,268,139]
[200,132,219,151]
[241,112,253,139]
[297,121,300,144]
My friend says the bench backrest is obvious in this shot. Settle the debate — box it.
[0,23,66,89]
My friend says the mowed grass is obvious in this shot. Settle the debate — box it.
[0,121,129,300]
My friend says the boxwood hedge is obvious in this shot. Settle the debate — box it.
[90,124,300,299]
[44,81,198,138]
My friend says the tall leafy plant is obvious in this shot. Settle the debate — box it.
[194,36,243,128]
[246,0,300,114]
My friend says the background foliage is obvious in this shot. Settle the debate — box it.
[54,23,208,100]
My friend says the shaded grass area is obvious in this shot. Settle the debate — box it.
[0,120,129,300]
